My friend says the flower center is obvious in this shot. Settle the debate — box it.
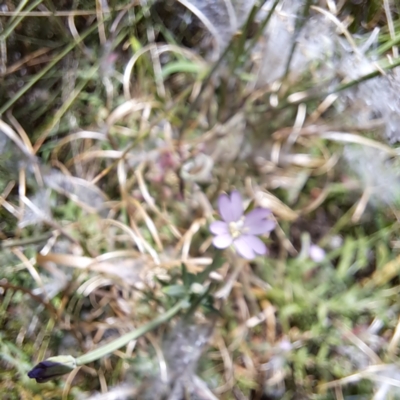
[229,218,244,239]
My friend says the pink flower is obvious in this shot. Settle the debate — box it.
[210,191,275,260]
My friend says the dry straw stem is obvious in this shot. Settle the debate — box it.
[254,190,298,221]
[0,119,33,158]
[52,131,108,158]
[351,187,373,223]
[67,13,91,54]
[65,149,134,167]
[318,132,397,156]
[127,196,163,253]
[8,110,44,184]
[6,110,34,154]
[0,189,19,219]
[106,98,160,127]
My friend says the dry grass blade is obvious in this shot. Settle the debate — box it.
[319,131,397,155]
[0,119,33,158]
[254,189,299,221]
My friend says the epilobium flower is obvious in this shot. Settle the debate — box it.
[28,355,77,383]
[210,191,275,260]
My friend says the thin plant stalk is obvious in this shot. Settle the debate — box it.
[231,0,268,67]
[376,32,400,56]
[244,0,280,57]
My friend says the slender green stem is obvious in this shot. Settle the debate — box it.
[376,32,400,56]
[232,1,267,67]
[75,300,186,366]
[244,0,280,57]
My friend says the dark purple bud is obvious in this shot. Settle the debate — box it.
[28,355,76,383]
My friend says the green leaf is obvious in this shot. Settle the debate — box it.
[161,61,204,79]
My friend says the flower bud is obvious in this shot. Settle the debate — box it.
[28,355,77,383]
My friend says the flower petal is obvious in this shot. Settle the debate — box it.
[244,235,267,255]
[233,236,255,259]
[210,221,229,235]
[244,208,271,223]
[233,235,267,259]
[218,193,234,222]
[212,233,233,249]
[229,191,244,222]
[244,208,275,235]
[244,219,276,235]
